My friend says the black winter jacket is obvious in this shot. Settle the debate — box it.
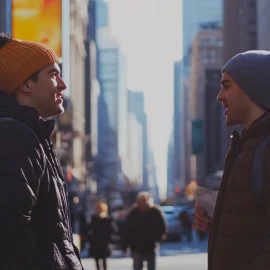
[123,205,166,253]
[87,215,116,258]
[0,92,83,270]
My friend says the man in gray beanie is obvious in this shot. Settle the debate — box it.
[193,50,270,270]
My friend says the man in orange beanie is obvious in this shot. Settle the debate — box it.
[0,33,83,270]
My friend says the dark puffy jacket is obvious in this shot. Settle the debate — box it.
[87,215,116,258]
[208,112,270,270]
[123,205,166,253]
[0,92,83,270]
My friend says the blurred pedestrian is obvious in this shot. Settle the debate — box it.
[179,210,192,242]
[114,205,127,250]
[0,33,83,269]
[87,202,117,270]
[193,50,270,270]
[123,192,167,270]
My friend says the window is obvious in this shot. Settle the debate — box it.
[102,81,117,91]
[99,50,118,63]
[99,64,117,79]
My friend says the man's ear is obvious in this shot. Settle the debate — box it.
[19,80,33,93]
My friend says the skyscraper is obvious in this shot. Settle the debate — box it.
[223,0,257,62]
[182,0,223,75]
[257,0,270,50]
[181,0,223,187]
[167,133,174,198]
[95,1,128,201]
[128,91,149,189]
[189,27,224,187]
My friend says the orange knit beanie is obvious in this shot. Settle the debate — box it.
[0,39,59,94]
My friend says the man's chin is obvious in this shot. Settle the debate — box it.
[56,105,65,115]
[48,106,64,118]
[225,117,240,127]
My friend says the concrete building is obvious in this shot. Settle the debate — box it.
[223,0,257,62]
[83,0,100,217]
[147,149,159,203]
[169,61,189,199]
[257,0,270,50]
[96,38,128,190]
[128,91,149,190]
[181,0,223,187]
[173,61,186,191]
[223,0,257,148]
[189,27,224,187]
[85,0,99,162]
[69,0,89,183]
[95,1,128,200]
[167,133,174,198]
[0,0,9,33]
[182,0,223,75]
[96,0,109,28]
[124,112,143,186]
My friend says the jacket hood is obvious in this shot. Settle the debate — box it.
[0,91,55,140]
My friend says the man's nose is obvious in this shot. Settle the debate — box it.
[58,77,67,91]
[216,89,223,102]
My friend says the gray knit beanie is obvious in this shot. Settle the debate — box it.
[222,50,270,109]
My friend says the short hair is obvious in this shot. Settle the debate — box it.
[0,32,11,49]
[27,69,41,83]
[136,191,150,201]
[136,191,154,206]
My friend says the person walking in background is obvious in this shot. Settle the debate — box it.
[114,205,128,252]
[87,202,117,270]
[193,50,270,270]
[0,33,83,269]
[179,209,192,243]
[123,192,167,270]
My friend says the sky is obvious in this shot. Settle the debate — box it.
[107,0,183,199]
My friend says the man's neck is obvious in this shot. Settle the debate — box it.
[243,106,267,129]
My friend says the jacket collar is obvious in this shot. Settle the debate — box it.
[0,91,55,140]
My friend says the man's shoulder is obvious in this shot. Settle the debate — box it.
[150,205,163,215]
[0,117,42,159]
[0,117,39,144]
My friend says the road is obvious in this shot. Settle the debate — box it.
[82,253,207,270]
[82,241,208,270]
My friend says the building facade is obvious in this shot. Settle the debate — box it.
[95,1,128,204]
[70,0,89,184]
[0,0,8,32]
[189,27,224,187]
[173,61,185,191]
[181,0,223,188]
[125,112,143,186]
[167,133,174,198]
[257,0,270,50]
[128,91,149,190]
[223,0,257,62]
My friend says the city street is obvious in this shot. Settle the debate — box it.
[82,253,207,270]
[82,241,208,270]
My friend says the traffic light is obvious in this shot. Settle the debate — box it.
[67,168,72,182]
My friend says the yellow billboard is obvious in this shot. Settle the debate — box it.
[12,0,62,58]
